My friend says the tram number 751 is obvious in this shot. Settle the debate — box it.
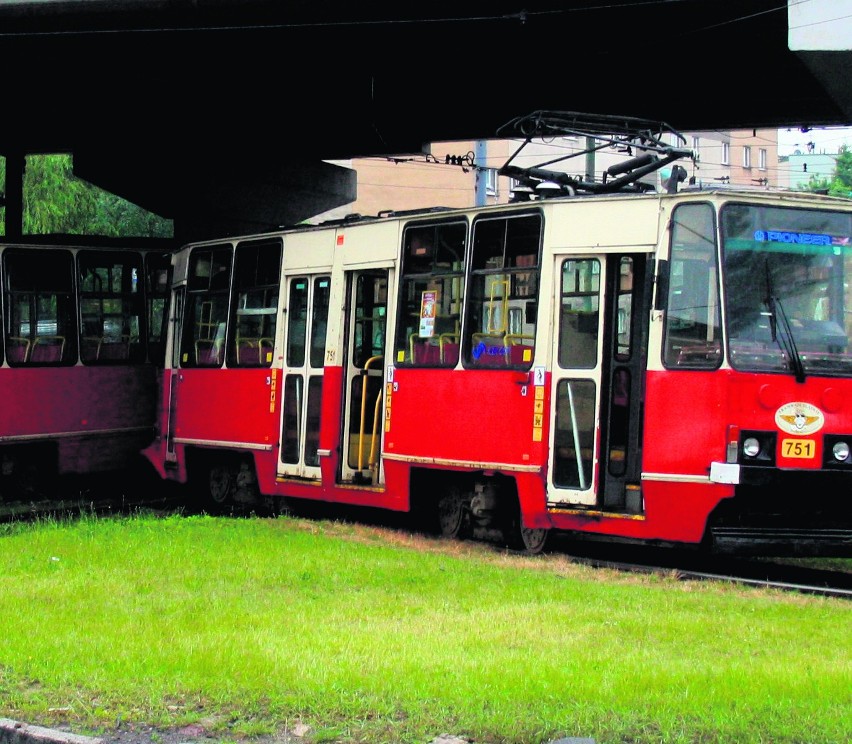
[781,438,815,459]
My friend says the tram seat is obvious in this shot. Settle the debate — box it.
[81,336,101,362]
[98,339,131,361]
[410,334,440,365]
[7,337,31,363]
[259,338,274,365]
[477,350,509,366]
[236,338,261,365]
[472,333,509,366]
[506,334,534,365]
[195,339,223,366]
[236,337,274,366]
[31,335,65,362]
[509,344,533,365]
[439,333,460,366]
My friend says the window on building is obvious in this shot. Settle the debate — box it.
[743,146,752,169]
[758,148,767,170]
[721,142,730,165]
[485,169,498,197]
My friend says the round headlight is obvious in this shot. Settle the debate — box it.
[832,441,850,462]
[743,437,761,458]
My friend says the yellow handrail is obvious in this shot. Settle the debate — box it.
[358,355,383,471]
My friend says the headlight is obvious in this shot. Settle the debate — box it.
[743,437,761,458]
[832,441,850,462]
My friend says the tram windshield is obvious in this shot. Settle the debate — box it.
[721,203,852,377]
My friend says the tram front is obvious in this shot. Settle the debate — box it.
[710,193,852,554]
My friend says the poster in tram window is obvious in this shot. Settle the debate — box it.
[419,290,437,337]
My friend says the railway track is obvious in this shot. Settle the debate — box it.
[0,471,185,524]
[3,485,850,599]
[550,539,852,599]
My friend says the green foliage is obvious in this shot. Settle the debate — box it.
[2,154,172,237]
[0,514,850,744]
[23,154,100,233]
[797,144,852,198]
[829,143,852,198]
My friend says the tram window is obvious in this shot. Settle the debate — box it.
[553,378,596,489]
[615,257,634,361]
[304,375,323,466]
[464,213,541,369]
[354,274,387,369]
[228,239,280,368]
[281,374,303,464]
[558,258,599,369]
[286,278,309,368]
[146,253,171,366]
[608,367,630,476]
[180,245,232,367]
[394,221,466,367]
[309,277,330,369]
[663,203,722,369]
[4,249,77,365]
[78,251,145,365]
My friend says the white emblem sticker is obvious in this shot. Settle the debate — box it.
[775,402,824,436]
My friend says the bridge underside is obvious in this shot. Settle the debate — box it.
[1,1,851,242]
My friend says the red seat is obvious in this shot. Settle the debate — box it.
[411,338,441,365]
[31,336,65,363]
[509,344,533,365]
[7,337,30,363]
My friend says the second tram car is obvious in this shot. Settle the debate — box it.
[0,238,171,500]
[142,115,852,556]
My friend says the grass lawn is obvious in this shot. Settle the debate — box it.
[0,512,849,744]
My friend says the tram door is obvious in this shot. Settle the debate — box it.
[164,287,185,464]
[548,254,646,511]
[339,270,390,486]
[277,274,331,480]
[599,254,648,512]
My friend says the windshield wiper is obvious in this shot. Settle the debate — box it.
[774,298,806,382]
[763,259,806,382]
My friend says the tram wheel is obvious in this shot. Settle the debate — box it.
[517,525,550,555]
[207,461,236,512]
[504,502,550,555]
[437,485,467,539]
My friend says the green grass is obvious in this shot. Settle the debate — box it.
[0,512,849,744]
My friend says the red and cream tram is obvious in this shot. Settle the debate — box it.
[142,115,852,555]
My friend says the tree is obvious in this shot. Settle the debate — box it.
[2,153,172,237]
[828,144,852,198]
[23,154,101,233]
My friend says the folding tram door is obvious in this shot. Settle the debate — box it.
[548,253,647,512]
[338,269,391,487]
[277,274,331,480]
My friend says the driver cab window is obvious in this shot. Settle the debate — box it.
[662,203,722,369]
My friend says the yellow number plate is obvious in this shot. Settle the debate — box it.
[781,438,816,459]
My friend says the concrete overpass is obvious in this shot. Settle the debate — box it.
[1,0,851,242]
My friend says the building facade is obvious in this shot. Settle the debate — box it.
[311,129,782,223]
